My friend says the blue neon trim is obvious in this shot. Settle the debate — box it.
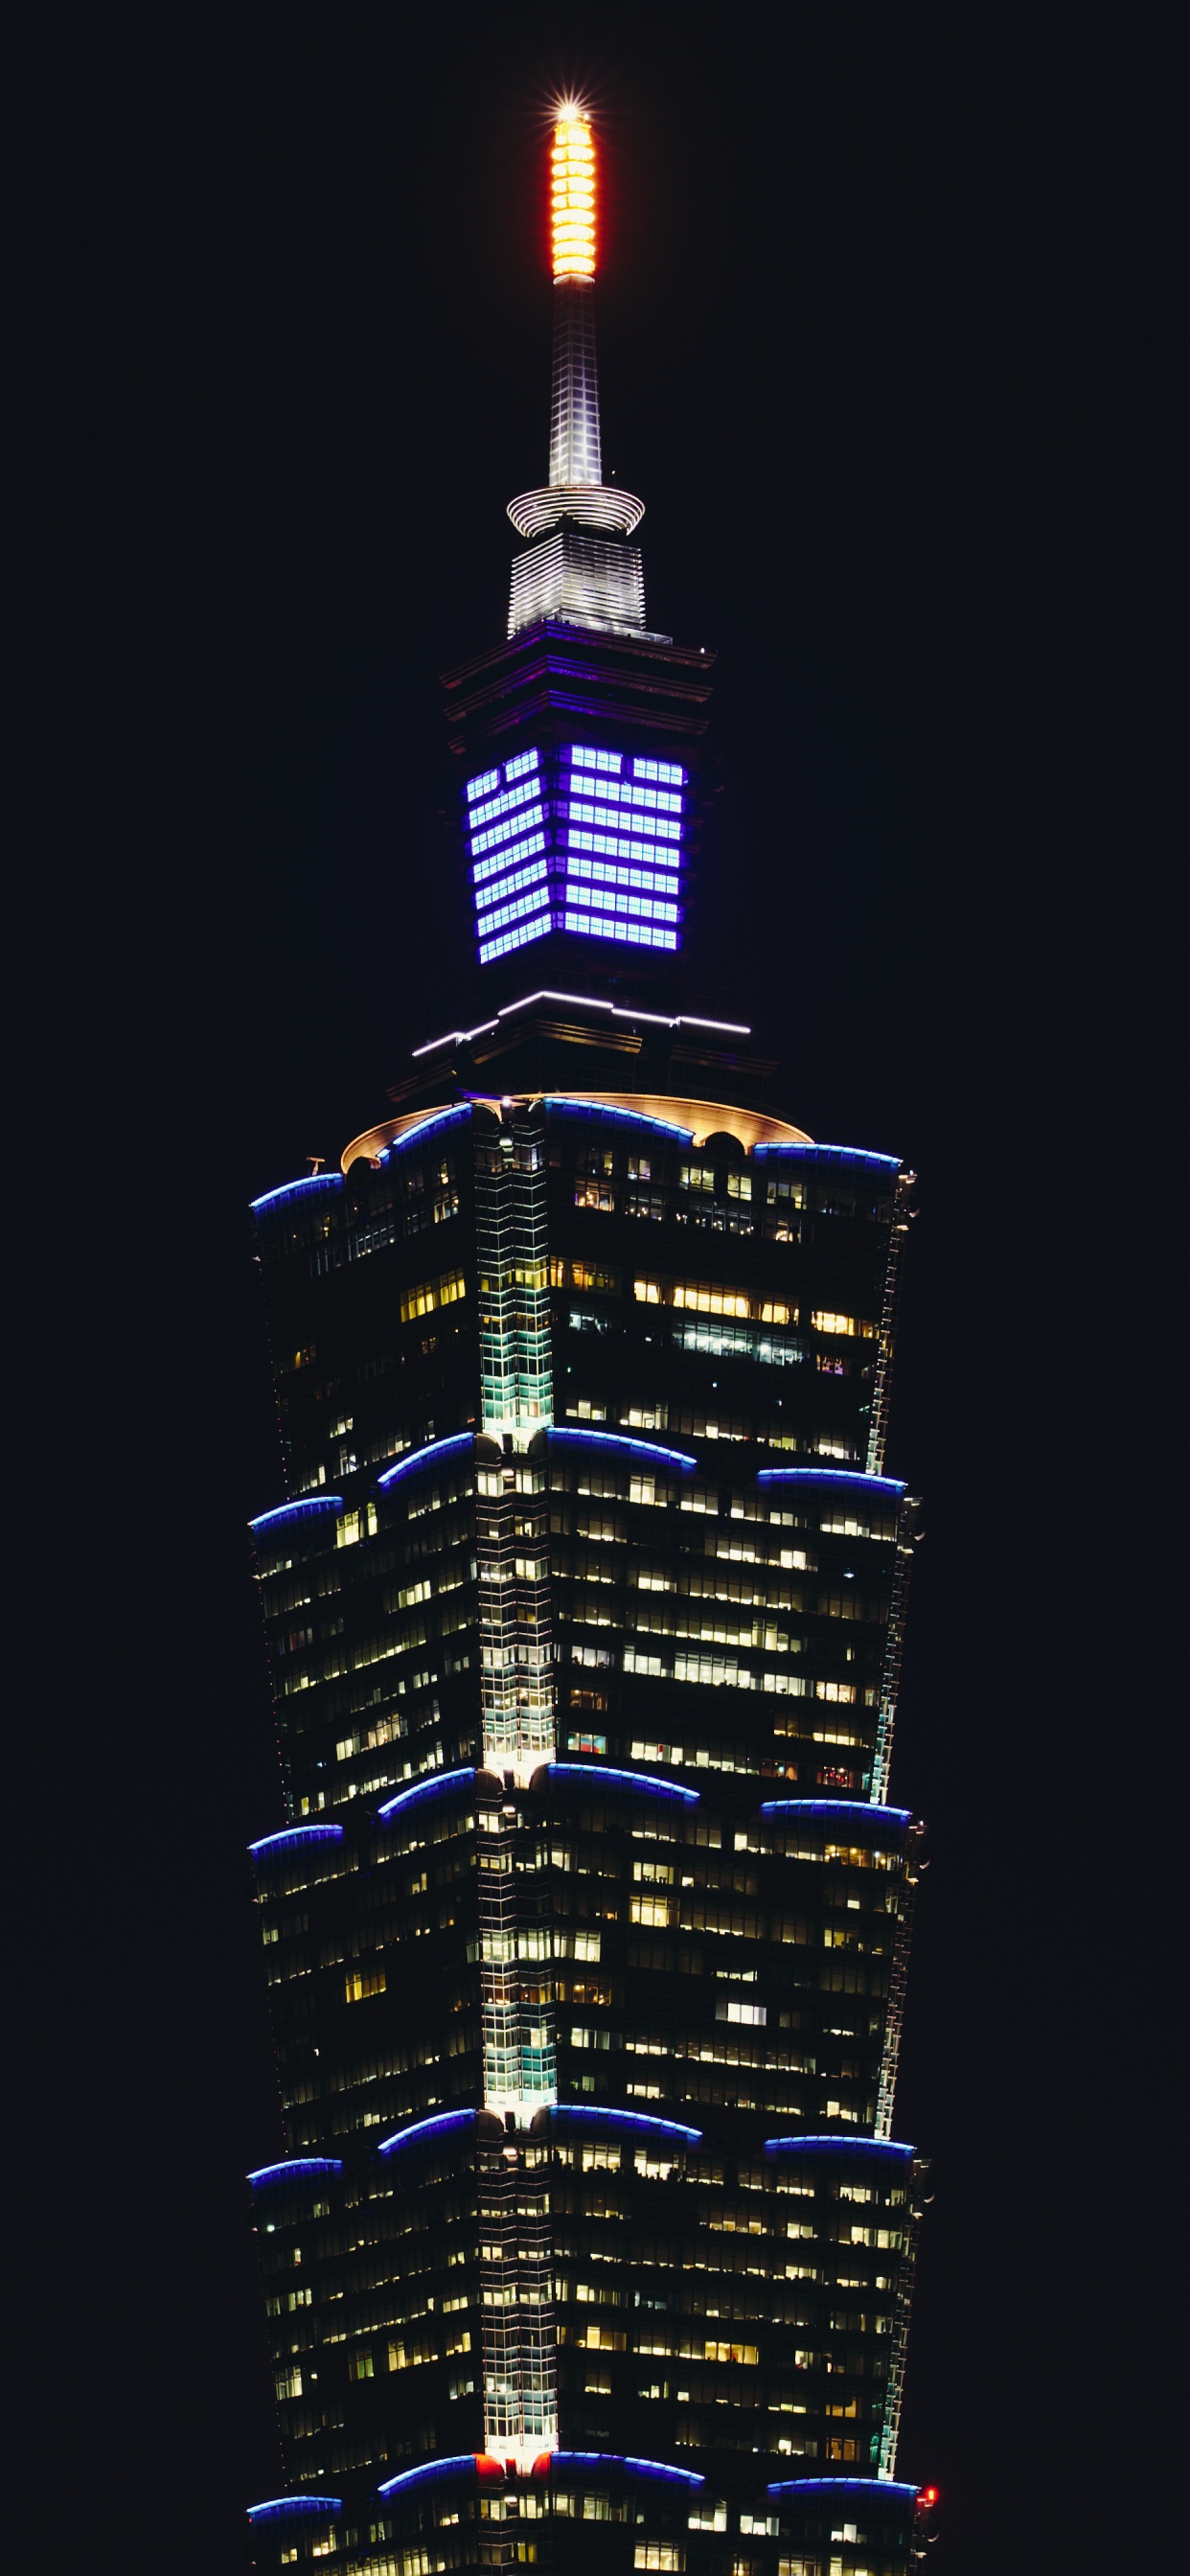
[249,1498,344,1532]
[544,1098,695,1142]
[548,1428,697,1471]
[250,1174,345,1212]
[383,1105,471,1159]
[551,2453,704,2489]
[378,2109,475,2158]
[378,1432,473,1489]
[756,1469,906,1496]
[760,1800,912,1827]
[763,2134,915,2157]
[247,2157,343,2189]
[248,1825,345,1859]
[751,1143,901,1171]
[378,2454,478,2498]
[551,2105,702,2146]
[247,2496,343,2520]
[547,1763,698,1807]
[378,1767,476,1822]
[767,2477,920,2500]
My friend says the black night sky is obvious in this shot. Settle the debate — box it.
[13,8,1175,2569]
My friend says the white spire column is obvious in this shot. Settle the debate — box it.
[507,105,658,640]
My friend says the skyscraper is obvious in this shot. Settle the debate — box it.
[241,104,936,2576]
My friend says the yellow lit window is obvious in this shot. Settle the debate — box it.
[400,1268,466,1323]
[345,1966,387,2003]
[673,1283,749,1317]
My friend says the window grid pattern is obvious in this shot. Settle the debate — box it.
[464,743,689,961]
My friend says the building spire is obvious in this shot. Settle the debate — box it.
[507,106,652,634]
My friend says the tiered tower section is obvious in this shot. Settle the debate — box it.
[241,105,936,2576]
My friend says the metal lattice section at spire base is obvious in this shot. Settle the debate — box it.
[549,274,602,489]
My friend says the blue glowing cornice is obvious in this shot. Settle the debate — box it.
[551,2453,704,2489]
[378,2109,475,2158]
[249,1498,345,1532]
[250,1174,344,1212]
[767,2477,920,2501]
[548,1427,697,1471]
[760,1799,912,1828]
[381,1104,472,1159]
[247,2496,343,2521]
[763,2133,915,2159]
[550,2105,702,2146]
[751,1143,901,1173]
[378,1767,476,1822]
[546,1762,698,1807]
[543,1097,696,1142]
[378,2455,480,2499]
[756,1468,906,1497]
[247,2157,343,2190]
[248,1825,345,1860]
[378,1432,473,1489]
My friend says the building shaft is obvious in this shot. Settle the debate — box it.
[243,108,934,2576]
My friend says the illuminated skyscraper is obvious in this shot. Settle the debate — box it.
[241,106,936,2576]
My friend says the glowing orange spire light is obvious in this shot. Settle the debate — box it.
[551,104,596,279]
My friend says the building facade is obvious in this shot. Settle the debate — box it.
[241,107,935,2576]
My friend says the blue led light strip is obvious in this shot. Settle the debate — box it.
[550,2104,702,2145]
[249,1497,344,1532]
[756,1469,907,1496]
[543,1100,695,1141]
[763,2133,915,2157]
[247,2156,343,2187]
[551,2452,704,2488]
[378,2108,475,2158]
[378,1432,473,1489]
[378,1767,476,1822]
[248,1825,345,1858]
[378,2455,481,2499]
[383,1104,471,1159]
[250,1173,344,1212]
[751,1142,901,1171]
[547,1762,698,1807]
[766,2478,921,2501]
[547,1427,697,1469]
[247,2497,343,2521]
[760,1799,913,1826]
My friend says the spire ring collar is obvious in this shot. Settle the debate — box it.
[508,484,646,540]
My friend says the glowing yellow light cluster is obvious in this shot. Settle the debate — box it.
[551,105,596,279]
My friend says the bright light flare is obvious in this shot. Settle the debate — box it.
[551,105,596,280]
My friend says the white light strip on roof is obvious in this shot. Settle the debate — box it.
[411,991,750,1057]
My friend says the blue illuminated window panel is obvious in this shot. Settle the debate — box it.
[475,858,549,912]
[472,831,547,886]
[479,915,553,963]
[464,742,690,962]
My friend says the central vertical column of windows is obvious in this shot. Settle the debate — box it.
[472,1105,561,2467]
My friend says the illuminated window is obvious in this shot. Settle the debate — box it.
[345,1967,387,2002]
[400,1269,466,1323]
[634,755,685,785]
